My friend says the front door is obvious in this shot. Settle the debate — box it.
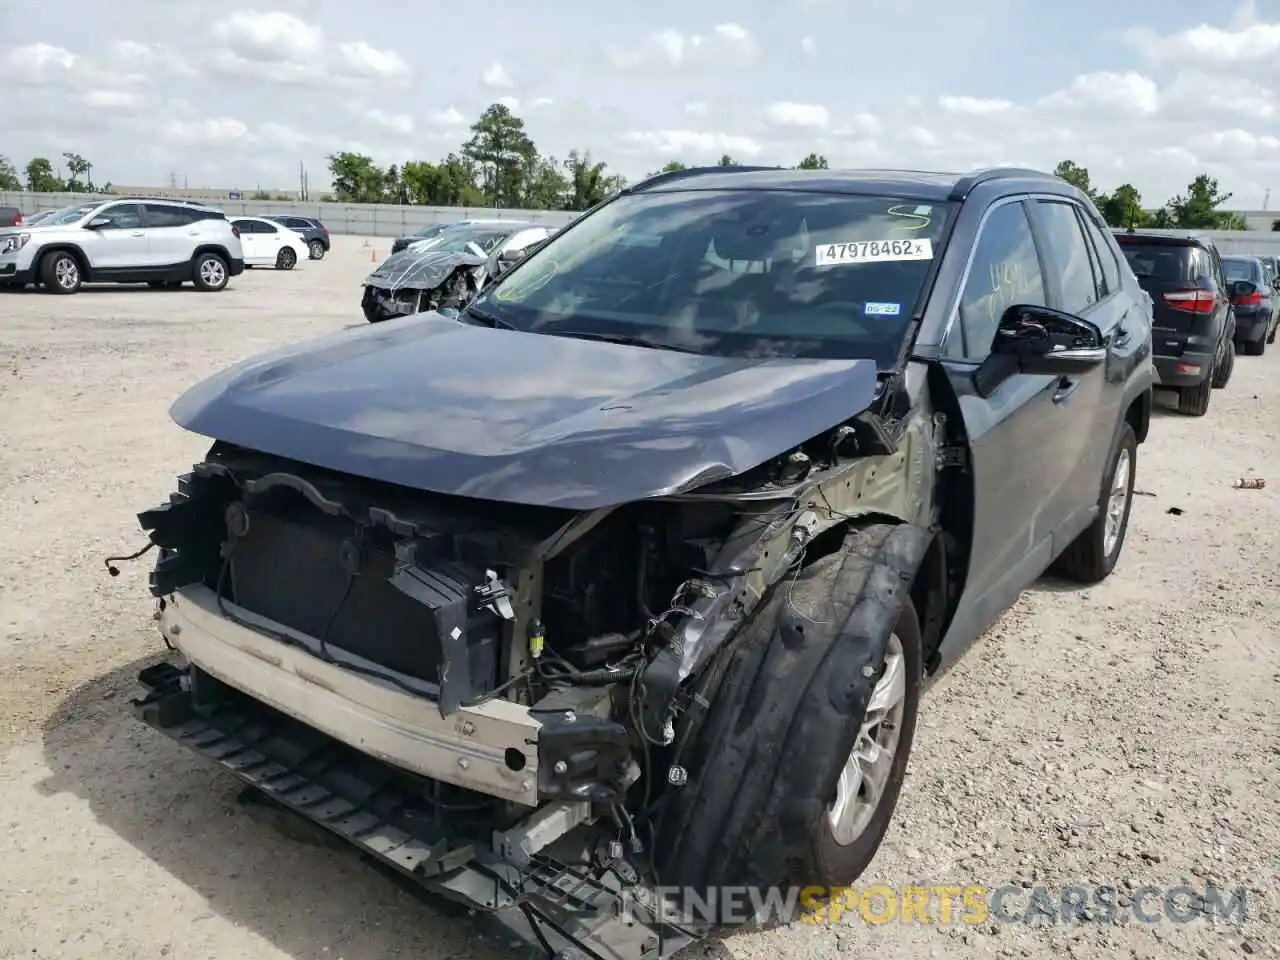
[81,203,149,271]
[933,198,1076,665]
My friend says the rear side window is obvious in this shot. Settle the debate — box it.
[1034,200,1098,314]
[144,204,198,227]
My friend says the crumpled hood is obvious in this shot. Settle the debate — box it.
[364,248,487,292]
[170,315,881,510]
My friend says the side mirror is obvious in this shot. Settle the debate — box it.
[85,216,110,230]
[1230,279,1258,302]
[974,304,1106,398]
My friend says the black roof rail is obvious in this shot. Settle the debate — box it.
[624,164,786,194]
[948,166,1055,201]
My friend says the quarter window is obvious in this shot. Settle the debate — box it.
[1035,200,1098,315]
[953,201,1047,359]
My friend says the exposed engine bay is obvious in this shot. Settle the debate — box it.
[128,401,933,959]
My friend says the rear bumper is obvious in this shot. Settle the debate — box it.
[133,659,699,960]
[1153,351,1215,388]
[228,257,246,278]
[1234,311,1268,343]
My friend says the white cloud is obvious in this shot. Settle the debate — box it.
[482,62,514,88]
[498,95,520,111]
[939,95,1014,115]
[0,5,1277,208]
[607,23,761,70]
[764,102,830,128]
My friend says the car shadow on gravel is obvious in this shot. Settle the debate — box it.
[35,654,724,960]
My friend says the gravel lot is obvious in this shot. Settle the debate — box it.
[1,235,1277,960]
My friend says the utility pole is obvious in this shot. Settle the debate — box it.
[1264,189,1271,212]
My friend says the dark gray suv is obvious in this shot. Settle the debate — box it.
[128,165,1154,960]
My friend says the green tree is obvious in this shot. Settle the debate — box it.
[1098,183,1147,229]
[1052,160,1098,201]
[1272,219,1280,231]
[462,103,538,208]
[563,150,626,210]
[326,152,387,203]
[717,154,741,167]
[1167,174,1241,229]
[25,157,62,192]
[0,155,20,191]
[384,163,407,204]
[62,152,93,192]
[401,155,486,207]
[521,154,569,209]
[797,153,829,170]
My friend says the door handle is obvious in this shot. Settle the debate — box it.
[1052,376,1082,404]
[129,231,145,238]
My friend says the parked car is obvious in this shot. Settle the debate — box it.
[0,206,22,227]
[361,221,552,322]
[127,165,1153,960]
[228,216,309,271]
[263,215,331,260]
[1221,255,1278,354]
[389,218,512,255]
[0,198,244,293]
[1114,230,1235,414]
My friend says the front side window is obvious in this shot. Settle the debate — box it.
[953,201,1046,359]
[93,203,145,230]
[476,190,955,367]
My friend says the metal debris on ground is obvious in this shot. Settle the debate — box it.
[1232,477,1266,490]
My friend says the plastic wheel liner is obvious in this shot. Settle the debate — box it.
[133,660,708,960]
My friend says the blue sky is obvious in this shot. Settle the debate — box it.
[1,0,1277,208]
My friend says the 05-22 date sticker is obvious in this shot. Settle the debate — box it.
[816,238,933,267]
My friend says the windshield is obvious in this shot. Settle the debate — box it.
[473,189,953,367]
[411,224,450,240]
[40,203,102,226]
[1222,259,1259,283]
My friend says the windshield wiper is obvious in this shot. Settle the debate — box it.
[550,330,703,354]
[463,304,518,330]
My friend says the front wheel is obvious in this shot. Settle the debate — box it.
[276,247,297,270]
[40,250,82,294]
[1051,422,1137,584]
[308,240,326,260]
[653,525,923,920]
[192,253,229,291]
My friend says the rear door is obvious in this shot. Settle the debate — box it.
[143,203,199,267]
[231,219,263,262]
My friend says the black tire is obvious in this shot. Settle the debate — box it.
[1050,422,1137,584]
[308,240,326,260]
[361,287,387,323]
[1267,316,1277,345]
[147,280,165,289]
[1211,339,1234,389]
[276,247,297,270]
[39,250,82,294]
[191,252,229,292]
[653,525,923,921]
[1242,336,1265,357]
[1177,372,1212,415]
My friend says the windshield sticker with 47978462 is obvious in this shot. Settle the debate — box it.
[816,238,933,267]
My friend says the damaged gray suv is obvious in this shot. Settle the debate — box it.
[124,165,1153,960]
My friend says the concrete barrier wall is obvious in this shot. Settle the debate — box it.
[0,191,579,237]
[4,191,1279,251]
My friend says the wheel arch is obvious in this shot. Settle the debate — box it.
[1125,386,1151,445]
[190,244,231,265]
[37,243,91,278]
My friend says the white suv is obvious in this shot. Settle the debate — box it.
[0,198,246,294]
